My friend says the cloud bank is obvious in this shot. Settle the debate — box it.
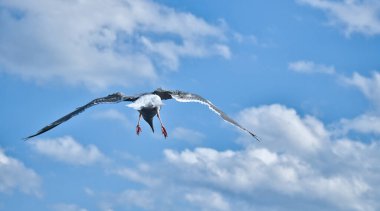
[289,60,336,74]
[30,136,106,165]
[96,102,380,211]
[343,71,380,107]
[0,149,41,196]
[0,0,229,89]
[298,0,380,36]
[155,104,376,211]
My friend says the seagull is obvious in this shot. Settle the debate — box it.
[25,88,260,141]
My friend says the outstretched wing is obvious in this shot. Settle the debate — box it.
[25,92,138,140]
[154,88,260,141]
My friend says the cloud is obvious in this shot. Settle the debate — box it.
[164,145,373,211]
[112,166,160,187]
[141,37,230,70]
[28,91,378,211]
[342,71,380,107]
[171,127,205,144]
[92,109,133,128]
[52,203,88,211]
[288,60,336,74]
[99,189,160,211]
[159,104,379,210]
[93,103,380,211]
[22,102,378,211]
[30,136,107,165]
[184,190,230,211]
[338,113,380,135]
[298,0,380,36]
[0,149,41,196]
[238,104,327,154]
[0,0,229,89]
[105,126,375,210]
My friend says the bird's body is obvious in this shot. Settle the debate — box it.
[25,88,260,141]
[127,94,163,133]
[127,94,163,110]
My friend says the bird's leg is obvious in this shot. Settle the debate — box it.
[157,111,167,138]
[136,113,142,135]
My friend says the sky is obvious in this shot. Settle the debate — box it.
[1,0,380,210]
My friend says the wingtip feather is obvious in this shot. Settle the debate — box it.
[248,132,261,142]
[23,136,33,141]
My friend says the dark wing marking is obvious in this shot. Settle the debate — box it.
[24,92,138,140]
[154,88,260,141]
[152,88,173,100]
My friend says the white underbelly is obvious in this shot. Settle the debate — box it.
[127,94,163,110]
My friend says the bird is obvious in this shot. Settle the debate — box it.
[24,88,260,141]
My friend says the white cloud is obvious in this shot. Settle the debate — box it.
[93,109,133,128]
[164,144,374,211]
[288,60,336,74]
[233,33,258,45]
[0,149,41,196]
[107,144,375,210]
[52,203,88,211]
[93,103,380,211]
[30,136,106,165]
[141,37,230,70]
[237,104,327,154]
[84,187,95,197]
[298,0,380,36]
[343,71,380,107]
[185,190,230,211]
[40,100,379,211]
[0,0,228,89]
[100,189,155,210]
[338,113,380,135]
[171,127,205,144]
[321,71,380,137]
[159,104,380,210]
[116,190,155,209]
[112,166,159,187]
[160,104,379,210]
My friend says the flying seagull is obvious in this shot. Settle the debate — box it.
[25,88,260,141]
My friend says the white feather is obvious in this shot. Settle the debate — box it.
[171,95,220,116]
[127,94,163,110]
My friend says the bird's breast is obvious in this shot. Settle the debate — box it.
[127,94,163,110]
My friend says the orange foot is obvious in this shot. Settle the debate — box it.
[161,126,168,139]
[136,125,142,135]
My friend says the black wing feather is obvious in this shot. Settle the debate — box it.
[25,92,137,140]
[154,88,260,141]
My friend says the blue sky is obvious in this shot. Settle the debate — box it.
[1,0,380,210]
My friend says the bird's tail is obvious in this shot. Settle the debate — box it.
[146,118,155,133]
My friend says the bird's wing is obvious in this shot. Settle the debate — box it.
[25,92,138,140]
[154,88,260,141]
